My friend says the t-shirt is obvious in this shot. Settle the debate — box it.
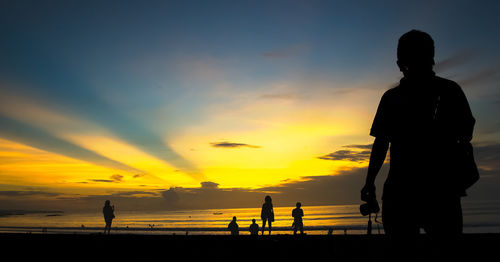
[228,221,239,235]
[292,208,304,222]
[249,223,259,235]
[370,74,475,199]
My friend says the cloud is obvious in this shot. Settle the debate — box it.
[0,115,141,173]
[0,46,203,180]
[210,141,261,148]
[317,144,372,162]
[110,174,124,182]
[88,179,115,183]
[2,142,500,212]
[435,50,475,73]
[343,144,373,150]
[0,190,60,197]
[200,181,219,189]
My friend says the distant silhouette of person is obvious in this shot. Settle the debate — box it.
[261,195,274,235]
[292,202,304,235]
[103,200,115,235]
[249,219,259,235]
[228,216,239,236]
[361,30,476,260]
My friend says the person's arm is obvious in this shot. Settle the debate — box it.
[361,136,389,201]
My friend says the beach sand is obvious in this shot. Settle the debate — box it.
[2,233,498,261]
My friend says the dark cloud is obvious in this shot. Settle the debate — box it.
[0,190,60,197]
[110,174,124,182]
[2,143,499,212]
[88,179,115,183]
[317,144,372,162]
[343,144,373,150]
[112,191,159,197]
[201,181,219,189]
[210,141,261,149]
[475,143,500,170]
[318,150,370,162]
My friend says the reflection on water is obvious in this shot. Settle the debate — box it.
[1,202,499,235]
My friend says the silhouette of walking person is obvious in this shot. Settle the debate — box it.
[103,200,115,235]
[292,202,304,235]
[361,30,476,260]
[249,219,259,235]
[228,216,239,236]
[261,195,274,235]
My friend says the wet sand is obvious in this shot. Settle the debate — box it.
[1,233,498,261]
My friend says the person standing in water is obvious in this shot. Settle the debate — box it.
[103,200,115,235]
[261,195,274,235]
[228,216,239,236]
[292,202,304,235]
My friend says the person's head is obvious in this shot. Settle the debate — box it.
[104,200,110,206]
[265,195,272,203]
[252,218,256,223]
[397,30,435,75]
[296,202,301,208]
[233,216,237,221]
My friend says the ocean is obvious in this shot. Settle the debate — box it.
[1,201,500,235]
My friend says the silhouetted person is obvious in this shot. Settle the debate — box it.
[103,200,115,235]
[261,195,274,235]
[361,30,475,260]
[292,202,304,235]
[249,219,259,235]
[228,216,239,236]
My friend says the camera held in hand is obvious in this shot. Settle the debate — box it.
[360,196,380,216]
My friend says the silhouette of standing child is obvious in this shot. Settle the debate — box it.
[261,195,274,235]
[249,219,259,235]
[292,202,304,235]
[228,216,239,235]
[103,200,115,235]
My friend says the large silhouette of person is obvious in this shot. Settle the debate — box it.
[361,30,475,259]
[103,200,115,235]
[261,195,274,235]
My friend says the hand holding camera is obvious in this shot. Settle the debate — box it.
[360,183,380,216]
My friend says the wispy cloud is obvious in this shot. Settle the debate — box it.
[210,141,261,148]
[0,115,141,172]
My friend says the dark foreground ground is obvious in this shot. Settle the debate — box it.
[2,233,499,261]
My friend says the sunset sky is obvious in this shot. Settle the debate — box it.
[1,0,500,211]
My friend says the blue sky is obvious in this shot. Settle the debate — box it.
[0,0,499,210]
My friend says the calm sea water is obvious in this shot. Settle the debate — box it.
[1,201,499,235]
